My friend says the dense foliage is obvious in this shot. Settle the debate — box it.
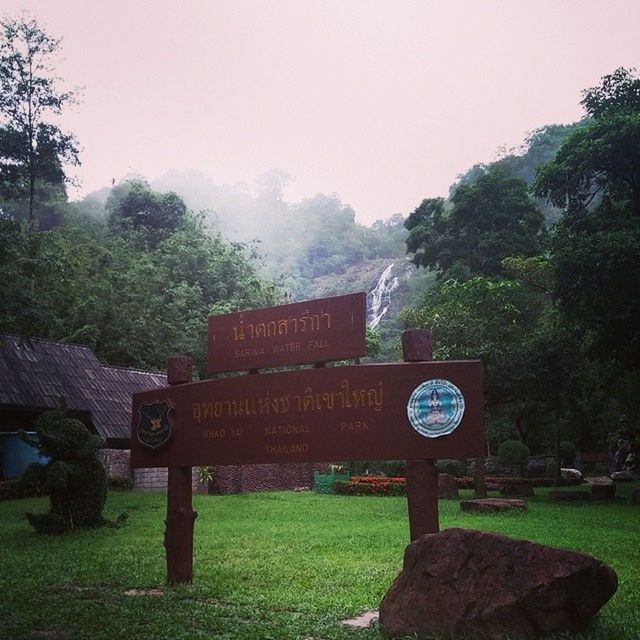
[405,167,545,279]
[0,194,277,371]
[536,68,640,370]
[152,170,409,298]
[403,69,640,454]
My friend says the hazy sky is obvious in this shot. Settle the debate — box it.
[3,0,639,224]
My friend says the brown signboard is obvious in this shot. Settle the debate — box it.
[207,293,366,373]
[131,360,484,469]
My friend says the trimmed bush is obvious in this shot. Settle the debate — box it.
[436,459,468,477]
[19,401,125,534]
[498,439,530,476]
[314,472,349,494]
[16,463,47,497]
[108,476,133,491]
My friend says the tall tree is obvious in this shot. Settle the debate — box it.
[406,167,545,278]
[106,179,187,236]
[0,14,79,227]
[535,68,640,369]
[535,67,640,217]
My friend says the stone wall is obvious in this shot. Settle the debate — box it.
[101,448,318,493]
[133,466,169,490]
[208,462,322,494]
[101,448,131,479]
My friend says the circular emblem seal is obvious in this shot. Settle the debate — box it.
[407,379,465,438]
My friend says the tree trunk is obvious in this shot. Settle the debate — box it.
[473,457,487,498]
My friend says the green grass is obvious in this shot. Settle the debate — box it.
[1,486,639,640]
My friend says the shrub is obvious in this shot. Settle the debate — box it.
[344,460,405,477]
[498,439,530,476]
[436,459,468,477]
[15,463,47,497]
[334,476,407,496]
[314,471,349,494]
[107,476,133,491]
[0,480,19,501]
[19,400,120,534]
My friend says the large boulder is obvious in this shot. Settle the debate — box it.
[379,528,617,640]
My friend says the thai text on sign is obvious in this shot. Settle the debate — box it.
[207,293,366,373]
[130,360,484,469]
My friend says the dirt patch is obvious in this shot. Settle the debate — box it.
[342,610,379,628]
[123,588,164,597]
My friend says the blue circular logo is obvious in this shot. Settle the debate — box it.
[407,379,465,438]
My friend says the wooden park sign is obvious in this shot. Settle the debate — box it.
[132,361,483,469]
[131,293,485,584]
[207,292,367,372]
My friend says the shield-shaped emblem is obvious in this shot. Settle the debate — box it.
[137,401,173,449]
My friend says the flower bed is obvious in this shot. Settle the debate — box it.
[333,475,583,497]
[335,476,407,496]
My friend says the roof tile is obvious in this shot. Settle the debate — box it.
[0,335,167,440]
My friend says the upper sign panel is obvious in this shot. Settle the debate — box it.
[207,293,367,373]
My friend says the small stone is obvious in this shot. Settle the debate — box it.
[590,483,616,500]
[561,468,583,483]
[460,498,526,513]
[379,528,617,640]
[438,473,459,499]
[500,480,534,497]
[631,487,640,505]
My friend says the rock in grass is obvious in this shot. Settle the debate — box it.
[437,473,459,499]
[379,528,617,640]
[590,482,616,500]
[549,490,591,502]
[460,498,526,512]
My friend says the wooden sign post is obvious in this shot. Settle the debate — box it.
[164,357,197,585]
[402,329,439,540]
[131,293,484,583]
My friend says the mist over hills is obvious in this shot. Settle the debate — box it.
[149,168,412,301]
[70,122,576,354]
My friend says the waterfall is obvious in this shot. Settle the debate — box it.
[368,263,400,328]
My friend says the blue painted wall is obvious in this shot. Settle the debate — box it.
[0,433,49,479]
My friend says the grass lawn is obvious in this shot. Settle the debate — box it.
[1,486,639,640]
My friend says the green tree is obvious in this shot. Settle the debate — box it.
[550,211,640,369]
[106,179,187,236]
[401,276,577,451]
[535,68,640,369]
[535,67,640,217]
[0,210,276,372]
[405,167,545,278]
[0,15,79,227]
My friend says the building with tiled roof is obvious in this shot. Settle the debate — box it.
[0,335,166,481]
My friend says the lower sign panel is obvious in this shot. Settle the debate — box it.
[130,361,484,468]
